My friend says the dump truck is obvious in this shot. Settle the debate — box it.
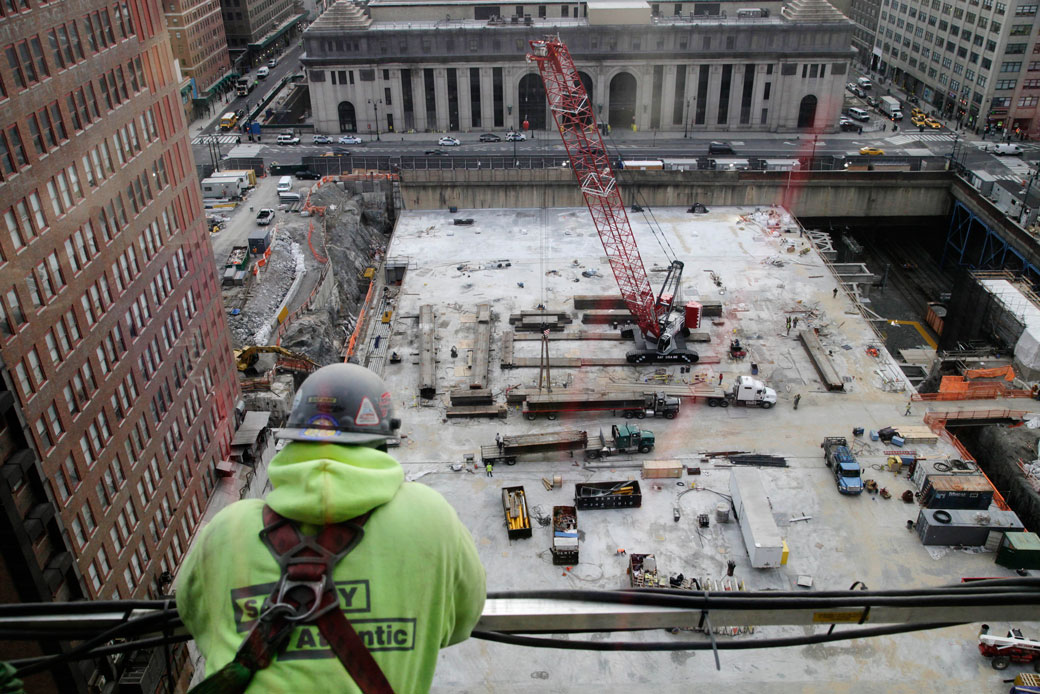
[226,246,250,271]
[700,375,777,408]
[550,505,578,565]
[822,436,864,495]
[523,391,679,420]
[502,486,531,539]
[574,480,642,509]
[585,423,655,458]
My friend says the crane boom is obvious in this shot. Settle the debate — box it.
[527,37,660,340]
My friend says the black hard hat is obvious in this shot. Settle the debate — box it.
[277,364,400,446]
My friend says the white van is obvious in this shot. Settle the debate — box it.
[993,143,1023,155]
[857,76,872,90]
[277,176,293,193]
[257,66,270,79]
[847,107,870,122]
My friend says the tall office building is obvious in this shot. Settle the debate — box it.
[165,0,234,114]
[220,0,306,68]
[0,0,239,690]
[872,0,1040,135]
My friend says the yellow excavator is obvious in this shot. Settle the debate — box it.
[234,346,319,373]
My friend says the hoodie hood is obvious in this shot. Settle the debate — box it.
[265,442,404,524]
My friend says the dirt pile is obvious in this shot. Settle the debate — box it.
[959,424,1040,530]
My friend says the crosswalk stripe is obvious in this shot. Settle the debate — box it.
[190,135,241,145]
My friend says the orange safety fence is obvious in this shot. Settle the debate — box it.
[307,220,328,264]
[913,383,1034,401]
[274,261,332,346]
[344,280,374,360]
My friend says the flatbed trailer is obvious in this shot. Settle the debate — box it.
[502,486,532,539]
[523,391,678,420]
[481,430,588,465]
[551,505,579,565]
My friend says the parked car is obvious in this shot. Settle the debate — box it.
[859,146,885,156]
[845,82,865,98]
[865,96,880,108]
[338,135,363,144]
[424,149,447,156]
[708,141,735,155]
[438,136,461,146]
[312,134,333,144]
[505,131,526,141]
[839,117,858,132]
[479,133,502,142]
[267,57,279,68]
[256,66,270,79]
[295,170,321,180]
[276,134,300,145]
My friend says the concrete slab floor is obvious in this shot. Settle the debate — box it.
[359,205,1037,693]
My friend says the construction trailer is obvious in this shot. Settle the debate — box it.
[522,391,679,420]
[502,486,532,539]
[200,176,246,199]
[550,506,579,565]
[729,468,786,568]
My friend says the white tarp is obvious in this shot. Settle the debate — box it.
[980,279,1040,372]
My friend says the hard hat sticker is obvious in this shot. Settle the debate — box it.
[300,428,337,439]
[306,414,339,428]
[354,397,380,426]
[379,391,392,417]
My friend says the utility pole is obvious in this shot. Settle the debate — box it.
[683,98,690,138]
[368,98,382,141]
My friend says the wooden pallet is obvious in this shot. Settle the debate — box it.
[897,425,938,444]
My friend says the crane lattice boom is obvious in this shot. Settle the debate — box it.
[527,36,661,339]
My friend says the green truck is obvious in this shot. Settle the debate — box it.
[585,423,655,458]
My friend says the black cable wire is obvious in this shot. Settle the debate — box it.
[472,621,962,651]
[7,633,192,668]
[0,599,169,615]
[13,609,179,678]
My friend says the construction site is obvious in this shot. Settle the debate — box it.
[203,41,1040,694]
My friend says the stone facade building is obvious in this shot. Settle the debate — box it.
[302,0,855,136]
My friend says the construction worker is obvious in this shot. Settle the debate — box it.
[905,401,913,416]
[176,364,485,693]
[486,462,494,477]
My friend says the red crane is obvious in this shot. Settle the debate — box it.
[527,36,696,363]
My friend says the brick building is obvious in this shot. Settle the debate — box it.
[165,0,234,114]
[0,0,239,690]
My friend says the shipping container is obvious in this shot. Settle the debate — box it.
[248,229,272,254]
[996,532,1040,570]
[911,459,977,488]
[729,468,784,568]
[574,480,641,510]
[642,459,683,479]
[925,302,946,336]
[915,508,1024,545]
[922,474,994,510]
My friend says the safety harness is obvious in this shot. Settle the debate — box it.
[189,506,394,694]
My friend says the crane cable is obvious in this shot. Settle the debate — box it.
[598,126,680,265]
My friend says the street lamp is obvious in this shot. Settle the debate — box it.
[368,98,382,141]
[684,98,691,138]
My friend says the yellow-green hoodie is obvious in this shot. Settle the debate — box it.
[175,442,486,693]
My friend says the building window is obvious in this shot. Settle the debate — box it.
[1019,95,1039,106]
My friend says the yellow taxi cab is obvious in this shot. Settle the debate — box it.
[859,146,885,155]
[925,118,942,129]
[911,115,926,127]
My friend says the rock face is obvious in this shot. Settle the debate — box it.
[279,181,393,364]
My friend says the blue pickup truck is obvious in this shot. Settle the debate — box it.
[822,437,864,495]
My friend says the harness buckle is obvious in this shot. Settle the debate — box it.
[263,578,328,623]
